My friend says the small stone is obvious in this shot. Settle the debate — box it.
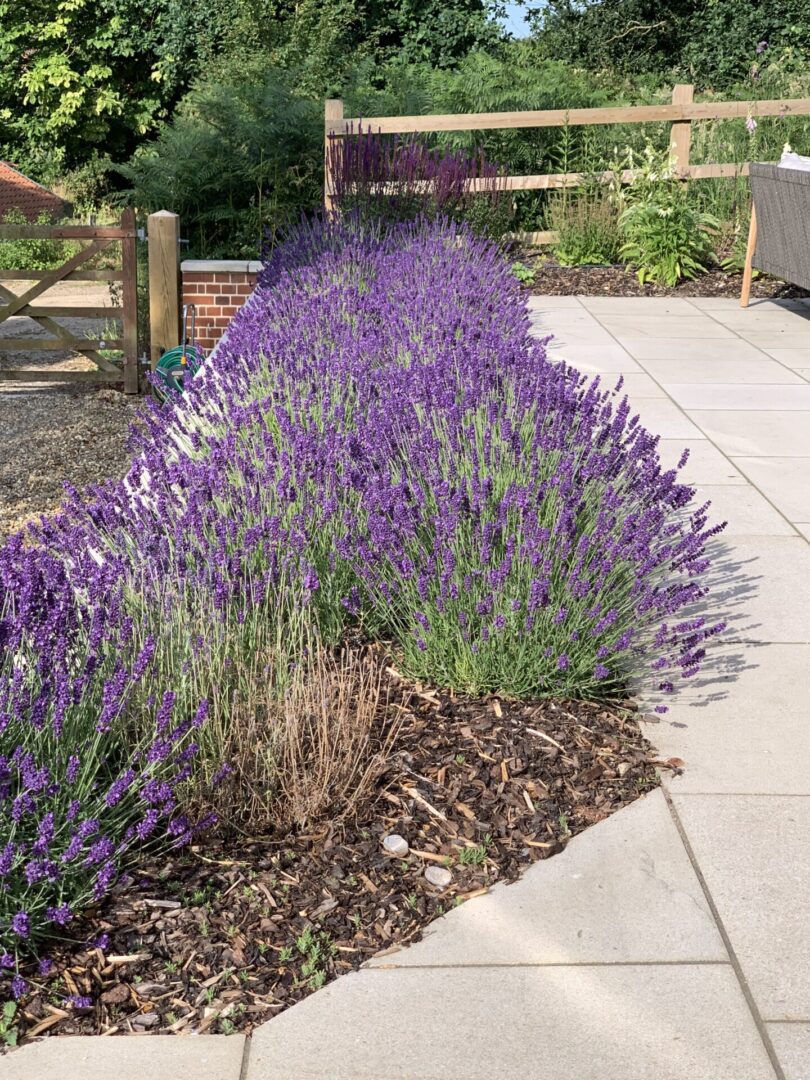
[383,834,409,858]
[100,983,130,1006]
[425,865,452,889]
[131,1010,160,1028]
[617,762,632,777]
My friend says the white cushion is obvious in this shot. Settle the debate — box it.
[778,150,810,171]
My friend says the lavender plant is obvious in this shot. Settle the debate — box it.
[326,127,513,234]
[1,216,725,977]
[0,544,212,983]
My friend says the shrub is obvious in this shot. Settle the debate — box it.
[0,541,213,980]
[1,217,725,977]
[0,210,76,271]
[254,640,401,833]
[619,145,719,285]
[546,185,622,266]
[119,61,322,258]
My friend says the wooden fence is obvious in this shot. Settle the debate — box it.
[324,86,810,237]
[0,208,139,393]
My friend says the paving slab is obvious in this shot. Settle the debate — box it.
[526,295,586,310]
[246,965,773,1080]
[689,412,810,456]
[766,1024,810,1080]
[666,383,810,411]
[579,296,698,315]
[687,296,760,309]
[365,791,723,967]
[672,794,810,1020]
[618,337,768,362]
[644,356,804,384]
[626,397,703,438]
[764,348,810,370]
[743,334,810,351]
[687,297,810,311]
[795,523,810,541]
[657,440,745,485]
[707,310,810,332]
[540,325,619,347]
[732,457,810,522]
[699,536,810,643]
[642,644,810,794]
[689,485,795,536]
[546,343,643,373]
[529,306,603,323]
[0,1035,246,1080]
[593,372,665,396]
[599,315,736,339]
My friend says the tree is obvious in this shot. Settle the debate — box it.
[528,0,694,79]
[0,0,506,181]
[0,0,174,176]
[118,62,323,257]
[529,0,810,88]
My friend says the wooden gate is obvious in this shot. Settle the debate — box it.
[0,207,139,393]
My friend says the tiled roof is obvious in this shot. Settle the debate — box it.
[0,161,69,222]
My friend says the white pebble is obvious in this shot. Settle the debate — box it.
[425,865,452,889]
[383,834,409,857]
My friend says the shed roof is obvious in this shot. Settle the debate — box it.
[0,162,70,222]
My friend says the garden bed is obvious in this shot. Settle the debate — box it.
[0,217,722,1050]
[523,257,810,299]
[9,666,661,1043]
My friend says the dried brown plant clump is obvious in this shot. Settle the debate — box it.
[213,641,404,834]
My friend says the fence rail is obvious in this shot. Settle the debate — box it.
[0,209,139,392]
[324,86,810,214]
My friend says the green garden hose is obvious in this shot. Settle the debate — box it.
[154,304,205,398]
[154,343,205,396]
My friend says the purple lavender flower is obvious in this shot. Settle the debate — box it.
[65,994,92,1009]
[45,904,73,927]
[11,911,30,938]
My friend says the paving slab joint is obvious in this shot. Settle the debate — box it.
[239,1033,253,1080]
[662,787,787,1080]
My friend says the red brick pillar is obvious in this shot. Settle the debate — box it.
[180,260,260,353]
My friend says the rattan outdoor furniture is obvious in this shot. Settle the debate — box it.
[741,162,810,306]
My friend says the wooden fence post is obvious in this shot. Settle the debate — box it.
[670,84,694,175]
[120,207,139,394]
[147,210,181,370]
[324,99,344,214]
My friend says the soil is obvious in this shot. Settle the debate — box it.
[4,683,668,1044]
[523,257,810,299]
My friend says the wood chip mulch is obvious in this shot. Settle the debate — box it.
[524,258,810,299]
[7,688,669,1044]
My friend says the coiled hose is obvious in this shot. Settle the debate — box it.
[153,303,205,399]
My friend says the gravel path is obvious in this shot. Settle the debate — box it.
[0,281,140,537]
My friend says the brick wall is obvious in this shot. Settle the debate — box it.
[181,260,261,354]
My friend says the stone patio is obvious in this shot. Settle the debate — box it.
[5,295,809,1079]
